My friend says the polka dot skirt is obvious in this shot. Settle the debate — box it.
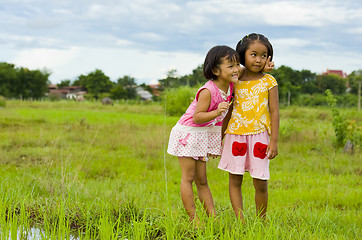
[167,124,222,158]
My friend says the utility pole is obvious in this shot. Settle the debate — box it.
[358,81,361,111]
[287,91,291,106]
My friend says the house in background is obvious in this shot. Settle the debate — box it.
[322,69,348,78]
[48,84,57,91]
[148,84,160,97]
[62,86,87,100]
[136,87,153,101]
[48,85,87,100]
[48,84,156,101]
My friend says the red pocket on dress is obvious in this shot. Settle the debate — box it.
[232,142,247,156]
[253,142,268,159]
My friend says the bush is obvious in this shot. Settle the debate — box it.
[335,94,358,108]
[0,96,6,108]
[295,94,328,106]
[163,86,198,116]
[295,93,358,108]
[280,119,302,141]
[98,92,111,100]
[326,90,348,147]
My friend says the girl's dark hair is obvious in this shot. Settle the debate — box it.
[203,45,239,80]
[236,33,273,66]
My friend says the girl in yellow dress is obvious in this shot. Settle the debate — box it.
[219,33,279,220]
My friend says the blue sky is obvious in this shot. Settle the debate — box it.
[1,0,361,84]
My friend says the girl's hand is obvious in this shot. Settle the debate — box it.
[266,141,278,159]
[207,153,218,159]
[216,101,229,116]
[263,56,274,72]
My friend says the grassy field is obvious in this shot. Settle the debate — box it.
[0,100,361,239]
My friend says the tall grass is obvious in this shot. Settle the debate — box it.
[0,100,361,239]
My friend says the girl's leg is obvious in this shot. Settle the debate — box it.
[229,173,244,219]
[178,157,197,221]
[253,178,268,218]
[194,160,215,216]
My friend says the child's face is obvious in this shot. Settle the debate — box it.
[214,57,240,83]
[244,41,268,73]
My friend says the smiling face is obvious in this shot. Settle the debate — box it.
[244,41,268,74]
[213,57,241,83]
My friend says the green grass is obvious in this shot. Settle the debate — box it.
[0,100,361,239]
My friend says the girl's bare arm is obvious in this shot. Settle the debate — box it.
[267,86,279,159]
[193,89,229,124]
[222,99,233,140]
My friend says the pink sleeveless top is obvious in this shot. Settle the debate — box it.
[177,80,233,127]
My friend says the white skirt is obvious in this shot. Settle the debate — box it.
[167,123,222,158]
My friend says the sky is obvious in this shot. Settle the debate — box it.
[1,0,362,85]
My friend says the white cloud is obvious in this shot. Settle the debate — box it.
[11,47,80,71]
[345,27,362,35]
[273,38,311,48]
[0,33,63,49]
[1,0,362,85]
[132,32,166,42]
[9,46,204,84]
[26,16,60,29]
[275,43,359,74]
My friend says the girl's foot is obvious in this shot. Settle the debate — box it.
[191,216,205,229]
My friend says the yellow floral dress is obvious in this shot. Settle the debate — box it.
[225,74,278,136]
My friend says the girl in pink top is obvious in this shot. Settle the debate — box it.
[167,45,240,223]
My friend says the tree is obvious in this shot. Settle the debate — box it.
[0,63,50,99]
[0,62,17,97]
[117,75,136,87]
[57,80,71,88]
[28,69,51,99]
[139,83,153,93]
[158,66,207,90]
[116,75,137,99]
[300,70,318,94]
[184,65,206,87]
[110,85,127,100]
[72,74,88,87]
[14,68,31,99]
[12,67,50,99]
[77,69,113,99]
[271,65,301,104]
[316,74,346,94]
[347,70,362,94]
[158,69,180,90]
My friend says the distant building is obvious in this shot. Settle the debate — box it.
[322,69,348,78]
[48,84,57,90]
[48,85,87,99]
[136,87,153,101]
[48,84,157,101]
[148,84,161,96]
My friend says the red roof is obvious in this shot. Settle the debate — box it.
[322,69,347,78]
